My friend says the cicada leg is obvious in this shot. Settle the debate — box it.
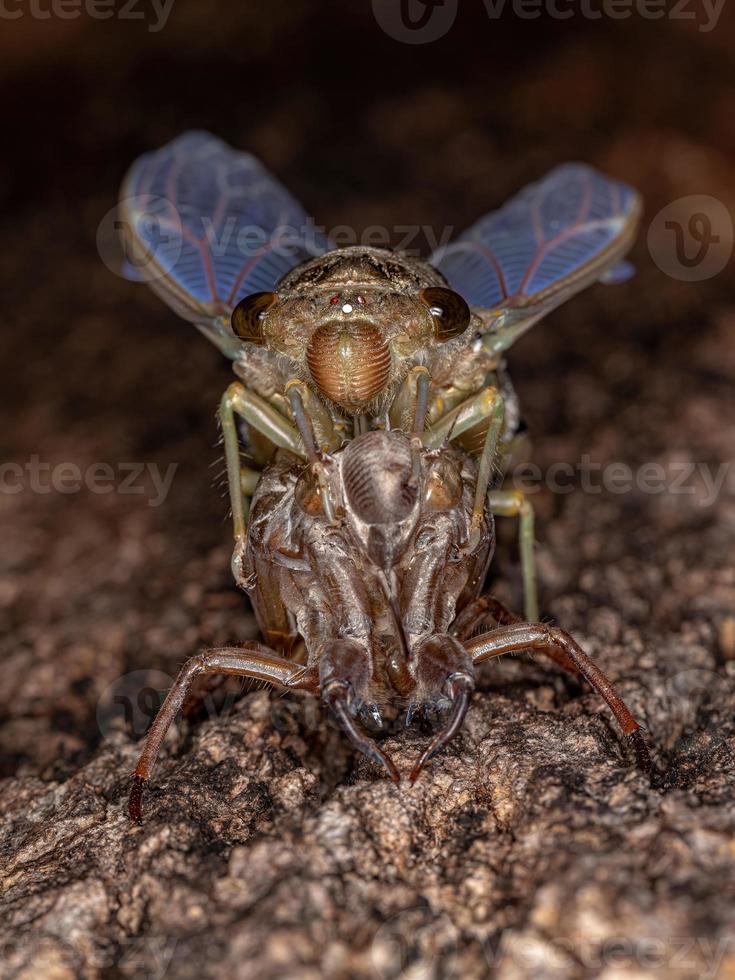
[240,466,261,499]
[405,633,476,783]
[465,620,652,774]
[388,365,432,482]
[423,385,506,552]
[285,380,345,524]
[452,592,521,638]
[423,385,502,450]
[219,381,304,585]
[424,385,539,620]
[221,378,345,584]
[389,365,432,432]
[487,489,538,622]
[320,638,400,784]
[128,642,319,823]
[452,593,578,675]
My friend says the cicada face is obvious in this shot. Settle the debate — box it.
[231,246,475,414]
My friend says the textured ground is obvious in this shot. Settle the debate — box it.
[1,5,735,978]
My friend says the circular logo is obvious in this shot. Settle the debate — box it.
[96,669,174,740]
[97,194,183,284]
[372,0,458,44]
[647,195,733,282]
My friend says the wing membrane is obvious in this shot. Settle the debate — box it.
[429,164,641,346]
[119,131,327,358]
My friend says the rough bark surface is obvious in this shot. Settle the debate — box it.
[2,9,735,979]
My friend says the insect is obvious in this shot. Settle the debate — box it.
[119,133,650,821]
[119,131,640,623]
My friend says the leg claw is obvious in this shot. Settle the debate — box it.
[128,774,147,825]
[327,684,400,784]
[409,674,474,783]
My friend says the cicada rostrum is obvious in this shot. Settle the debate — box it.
[118,132,650,822]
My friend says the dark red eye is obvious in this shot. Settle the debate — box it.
[231,291,277,343]
[420,287,471,342]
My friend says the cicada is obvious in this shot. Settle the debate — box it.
[118,133,649,821]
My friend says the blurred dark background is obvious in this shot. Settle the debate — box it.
[1,5,735,977]
[1,0,734,772]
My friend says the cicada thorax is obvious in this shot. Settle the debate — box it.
[231,246,476,418]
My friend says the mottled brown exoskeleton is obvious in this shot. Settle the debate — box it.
[129,426,650,821]
[121,133,649,821]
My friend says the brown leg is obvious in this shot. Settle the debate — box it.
[320,638,400,784]
[129,643,318,823]
[452,593,521,638]
[466,622,651,773]
[407,634,476,782]
[453,595,581,677]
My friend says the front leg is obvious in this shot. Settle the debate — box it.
[128,642,319,823]
[423,385,506,552]
[220,381,304,585]
[466,620,652,773]
[424,384,538,619]
[221,379,345,586]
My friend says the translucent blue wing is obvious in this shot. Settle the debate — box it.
[429,164,641,348]
[119,131,327,358]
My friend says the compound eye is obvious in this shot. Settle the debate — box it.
[231,291,277,344]
[420,287,471,342]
